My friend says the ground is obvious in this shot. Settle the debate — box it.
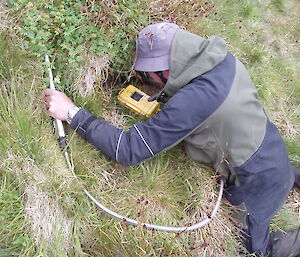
[0,0,299,256]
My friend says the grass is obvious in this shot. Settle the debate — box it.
[0,0,299,256]
[0,172,35,256]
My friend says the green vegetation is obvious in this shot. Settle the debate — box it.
[0,0,299,256]
[0,173,35,256]
[6,0,148,90]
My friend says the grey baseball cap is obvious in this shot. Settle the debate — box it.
[134,22,180,72]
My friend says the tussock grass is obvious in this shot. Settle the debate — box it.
[1,0,299,256]
[4,155,73,255]
[73,53,111,97]
[0,168,34,256]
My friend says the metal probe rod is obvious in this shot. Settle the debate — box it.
[45,55,68,150]
[45,55,74,175]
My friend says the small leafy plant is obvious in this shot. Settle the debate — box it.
[7,0,149,89]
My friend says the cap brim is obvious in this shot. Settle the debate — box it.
[134,54,169,72]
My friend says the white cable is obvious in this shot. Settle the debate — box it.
[83,179,224,232]
[62,146,224,232]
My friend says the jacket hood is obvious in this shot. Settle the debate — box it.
[162,29,228,97]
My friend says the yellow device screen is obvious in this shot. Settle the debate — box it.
[118,85,160,118]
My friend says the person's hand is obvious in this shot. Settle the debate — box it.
[44,89,76,121]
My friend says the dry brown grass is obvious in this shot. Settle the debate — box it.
[148,0,214,31]
[273,106,299,139]
[73,53,111,97]
[3,153,71,252]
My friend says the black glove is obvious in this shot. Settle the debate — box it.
[148,91,168,103]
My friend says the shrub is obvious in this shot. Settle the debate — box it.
[7,0,149,89]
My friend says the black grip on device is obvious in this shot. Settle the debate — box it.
[58,136,67,150]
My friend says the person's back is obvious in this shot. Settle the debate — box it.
[138,25,295,254]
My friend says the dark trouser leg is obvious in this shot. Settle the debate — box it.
[241,214,271,256]
[292,166,300,189]
[231,203,271,255]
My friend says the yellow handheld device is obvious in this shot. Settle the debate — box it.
[118,85,160,118]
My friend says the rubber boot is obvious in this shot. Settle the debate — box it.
[267,227,300,257]
[293,166,300,189]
